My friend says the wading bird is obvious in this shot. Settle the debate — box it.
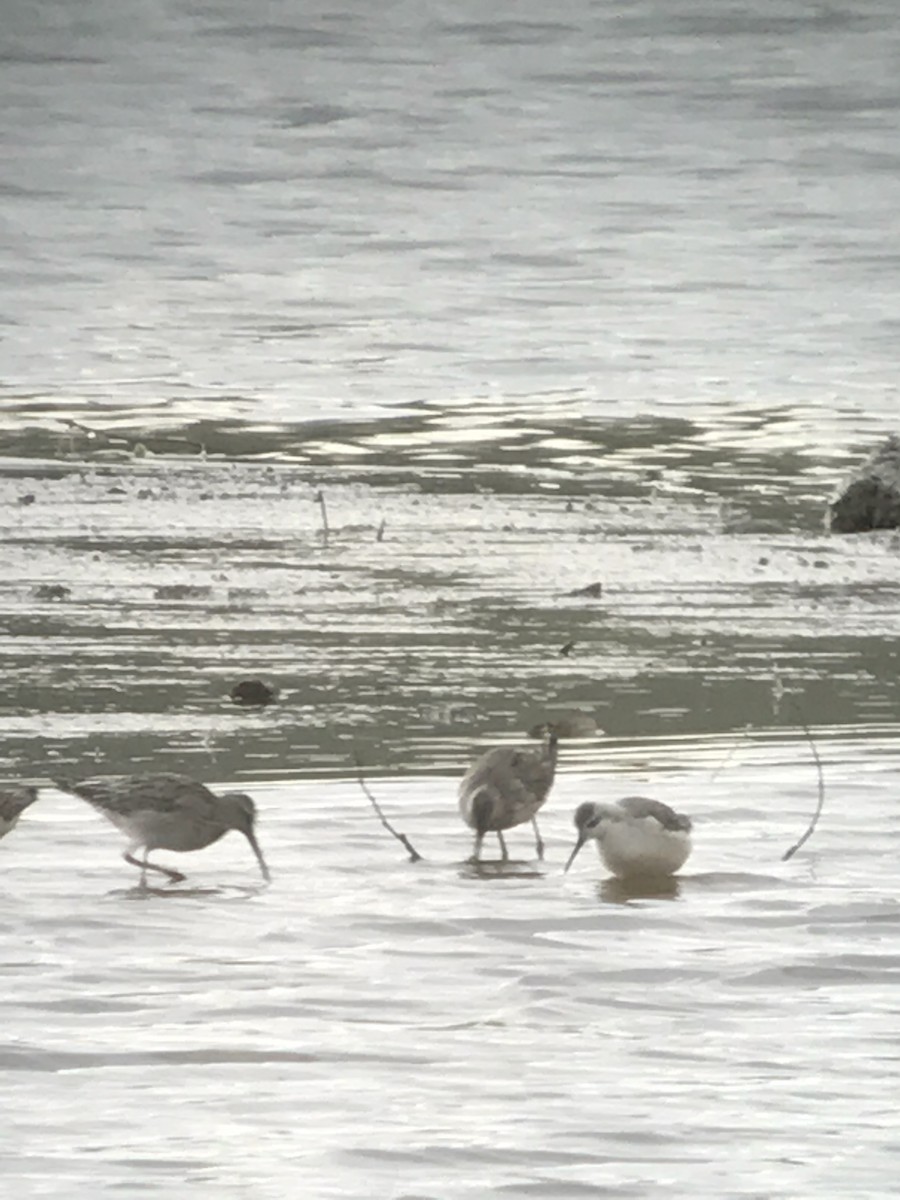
[458,727,559,861]
[0,786,39,841]
[54,773,270,884]
[565,797,692,880]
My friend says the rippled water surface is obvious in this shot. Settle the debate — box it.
[4,1,900,1196]
[6,746,900,1199]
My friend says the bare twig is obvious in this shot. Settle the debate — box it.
[315,490,329,546]
[782,698,825,862]
[376,519,386,542]
[353,755,422,862]
[770,660,786,718]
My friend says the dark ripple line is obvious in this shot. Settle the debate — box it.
[0,1045,429,1071]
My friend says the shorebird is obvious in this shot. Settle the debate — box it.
[564,797,692,880]
[458,728,559,861]
[0,786,39,840]
[54,773,270,884]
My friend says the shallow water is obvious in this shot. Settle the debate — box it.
[4,444,900,1197]
[5,1,900,1196]
[2,443,900,781]
[5,745,900,1199]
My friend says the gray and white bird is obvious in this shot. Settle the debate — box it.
[0,786,39,840]
[565,797,692,879]
[458,728,559,861]
[54,773,270,884]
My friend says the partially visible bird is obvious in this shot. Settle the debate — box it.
[458,728,559,861]
[565,797,692,879]
[53,773,270,884]
[0,786,39,840]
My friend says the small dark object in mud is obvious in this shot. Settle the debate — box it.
[830,435,900,532]
[230,679,277,706]
[559,641,577,657]
[153,584,212,600]
[33,584,70,602]
[568,581,603,598]
[376,518,386,542]
[17,494,36,506]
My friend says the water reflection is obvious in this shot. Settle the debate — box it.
[597,875,683,904]
[111,883,268,901]
[458,859,546,881]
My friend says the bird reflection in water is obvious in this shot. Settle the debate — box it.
[597,874,683,905]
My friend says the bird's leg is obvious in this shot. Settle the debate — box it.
[531,818,545,861]
[470,832,483,863]
[124,851,186,884]
[497,831,509,860]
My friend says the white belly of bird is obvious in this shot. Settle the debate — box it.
[598,818,692,879]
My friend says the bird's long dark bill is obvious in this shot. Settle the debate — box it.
[245,829,271,882]
[563,836,587,874]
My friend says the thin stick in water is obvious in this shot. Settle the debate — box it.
[315,490,329,546]
[354,755,422,862]
[782,698,825,861]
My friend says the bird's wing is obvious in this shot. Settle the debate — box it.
[61,774,217,818]
[619,795,692,833]
[460,747,554,811]
[0,787,37,823]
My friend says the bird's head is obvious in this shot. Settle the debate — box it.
[564,801,617,872]
[219,791,271,882]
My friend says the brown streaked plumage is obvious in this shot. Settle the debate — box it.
[458,730,558,861]
[0,786,39,840]
[54,773,270,884]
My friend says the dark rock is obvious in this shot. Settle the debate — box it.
[568,581,603,598]
[33,584,70,601]
[230,679,277,706]
[17,494,36,506]
[830,435,900,532]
